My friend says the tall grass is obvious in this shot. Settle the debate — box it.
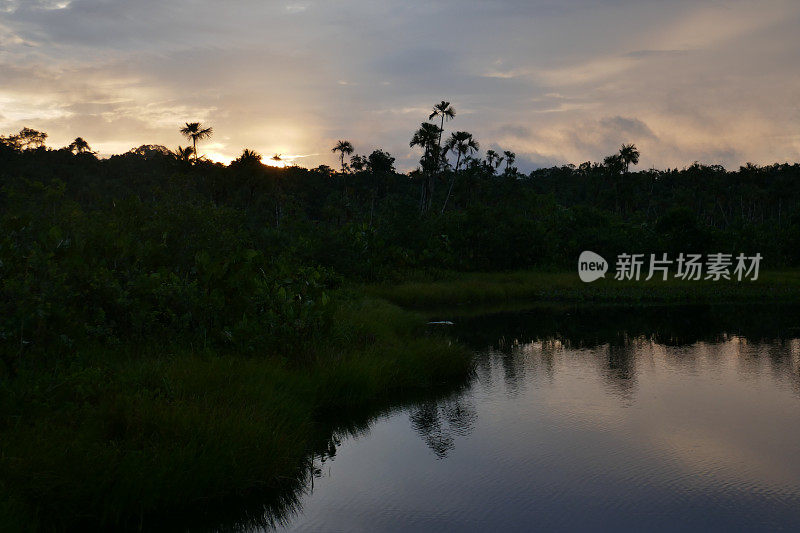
[366,270,800,309]
[0,297,472,531]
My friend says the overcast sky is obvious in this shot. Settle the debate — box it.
[1,0,798,171]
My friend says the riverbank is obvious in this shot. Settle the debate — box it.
[5,271,799,530]
[366,270,800,310]
[0,297,472,531]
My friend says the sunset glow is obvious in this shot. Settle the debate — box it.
[1,1,798,170]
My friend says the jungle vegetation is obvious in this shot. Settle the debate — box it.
[1,101,798,366]
[1,101,798,529]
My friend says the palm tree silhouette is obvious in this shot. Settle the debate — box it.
[442,131,479,213]
[503,150,516,173]
[410,122,442,213]
[179,122,213,163]
[173,146,194,163]
[429,101,455,172]
[447,132,479,172]
[619,143,640,174]
[332,140,354,173]
[485,149,498,169]
[237,149,262,164]
[604,153,625,213]
[68,137,92,154]
[615,144,640,215]
[410,123,441,154]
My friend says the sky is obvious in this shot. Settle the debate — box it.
[1,0,799,172]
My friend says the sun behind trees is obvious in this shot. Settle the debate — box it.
[1,104,643,224]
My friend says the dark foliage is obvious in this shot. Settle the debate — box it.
[1,131,797,371]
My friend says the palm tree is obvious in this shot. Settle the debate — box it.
[429,101,455,171]
[179,122,213,163]
[237,148,262,164]
[604,154,624,174]
[410,123,441,155]
[485,149,498,169]
[68,137,92,154]
[442,131,479,213]
[446,132,479,172]
[616,144,640,214]
[331,140,354,173]
[503,150,516,173]
[619,143,640,174]
[604,153,625,213]
[173,145,194,163]
[410,122,442,213]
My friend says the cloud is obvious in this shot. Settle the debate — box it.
[624,49,690,58]
[285,3,308,14]
[0,0,798,170]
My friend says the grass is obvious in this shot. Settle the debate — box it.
[6,270,796,530]
[0,297,472,531]
[365,270,800,310]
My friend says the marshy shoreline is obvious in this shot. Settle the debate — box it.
[0,296,472,531]
[3,271,800,530]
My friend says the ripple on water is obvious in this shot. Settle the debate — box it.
[275,305,800,532]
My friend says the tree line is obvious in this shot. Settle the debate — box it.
[1,101,798,370]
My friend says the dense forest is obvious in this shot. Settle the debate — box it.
[1,106,798,370]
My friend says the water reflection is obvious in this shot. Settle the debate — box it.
[453,304,800,402]
[409,396,478,459]
[230,304,800,531]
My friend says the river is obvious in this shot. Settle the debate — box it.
[268,304,800,532]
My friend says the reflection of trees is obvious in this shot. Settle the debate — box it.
[171,378,475,531]
[458,304,800,404]
[410,403,454,458]
[453,304,800,352]
[789,340,800,396]
[188,305,800,530]
[409,396,477,459]
[602,341,638,399]
[501,346,526,397]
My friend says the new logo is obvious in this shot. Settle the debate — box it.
[578,251,608,282]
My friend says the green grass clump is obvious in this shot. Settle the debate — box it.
[366,270,800,309]
[0,297,472,531]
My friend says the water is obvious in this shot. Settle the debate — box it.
[270,305,800,532]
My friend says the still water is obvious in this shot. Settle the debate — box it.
[273,305,800,532]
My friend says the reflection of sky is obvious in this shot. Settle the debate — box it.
[2,1,800,171]
[277,336,800,531]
